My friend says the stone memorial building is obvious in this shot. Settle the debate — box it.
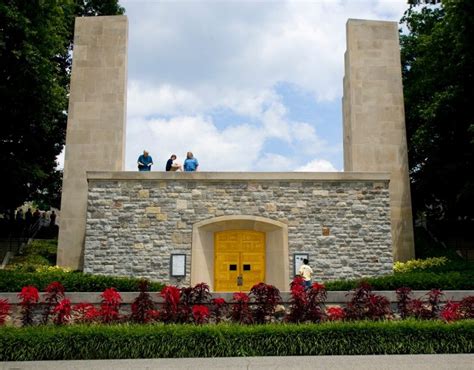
[57,16,414,292]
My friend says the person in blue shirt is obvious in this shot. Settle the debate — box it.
[183,151,199,171]
[137,150,153,171]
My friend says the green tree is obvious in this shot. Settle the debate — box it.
[400,0,474,238]
[0,0,123,213]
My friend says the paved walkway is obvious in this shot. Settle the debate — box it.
[1,355,473,370]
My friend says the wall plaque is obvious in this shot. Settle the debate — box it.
[170,254,186,277]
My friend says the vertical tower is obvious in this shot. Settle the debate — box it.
[343,19,415,261]
[57,16,128,268]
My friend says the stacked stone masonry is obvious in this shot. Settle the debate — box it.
[84,175,393,286]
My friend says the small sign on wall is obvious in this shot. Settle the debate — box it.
[293,253,309,277]
[170,254,186,277]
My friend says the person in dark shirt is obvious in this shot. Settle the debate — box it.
[166,154,182,171]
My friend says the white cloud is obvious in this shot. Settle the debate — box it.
[295,159,338,172]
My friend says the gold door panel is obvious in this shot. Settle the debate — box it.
[214,230,265,292]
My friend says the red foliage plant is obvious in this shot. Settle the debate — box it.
[100,288,122,323]
[72,303,101,323]
[441,301,461,322]
[0,299,10,325]
[52,298,72,325]
[160,285,181,323]
[286,276,307,323]
[18,285,39,326]
[131,280,156,323]
[306,282,327,322]
[231,292,253,324]
[211,297,227,323]
[459,296,474,319]
[326,306,345,321]
[42,281,65,324]
[345,282,392,321]
[249,282,282,324]
[192,305,210,324]
[396,287,413,319]
[180,283,212,323]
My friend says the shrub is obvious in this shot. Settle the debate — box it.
[306,282,327,322]
[0,270,164,292]
[160,286,181,323]
[286,276,307,323]
[326,306,345,321]
[0,299,10,325]
[394,257,449,273]
[42,281,65,324]
[249,282,281,324]
[192,305,210,324]
[210,298,227,323]
[0,321,472,360]
[459,296,474,319]
[345,282,392,321]
[180,283,211,323]
[441,301,462,322]
[52,299,72,325]
[18,286,39,326]
[72,303,100,323]
[231,292,252,324]
[99,288,122,323]
[396,287,413,319]
[130,280,156,323]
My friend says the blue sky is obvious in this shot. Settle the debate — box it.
[120,0,408,172]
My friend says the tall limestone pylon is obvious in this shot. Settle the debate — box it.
[343,19,415,261]
[57,16,128,269]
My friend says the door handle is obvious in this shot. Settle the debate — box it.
[237,275,243,286]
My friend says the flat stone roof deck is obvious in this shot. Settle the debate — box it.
[87,171,391,182]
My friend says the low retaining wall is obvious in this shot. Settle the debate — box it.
[2,291,472,305]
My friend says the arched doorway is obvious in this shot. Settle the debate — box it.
[191,215,288,291]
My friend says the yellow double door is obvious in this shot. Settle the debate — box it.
[214,230,265,292]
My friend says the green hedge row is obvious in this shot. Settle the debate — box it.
[0,270,164,292]
[325,270,474,291]
[0,320,472,360]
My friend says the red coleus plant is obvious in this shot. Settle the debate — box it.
[286,276,308,323]
[52,298,72,325]
[0,299,10,325]
[211,297,227,323]
[249,282,282,324]
[306,282,327,322]
[100,288,122,323]
[459,296,474,319]
[160,285,181,323]
[441,301,462,322]
[396,287,413,319]
[231,292,253,324]
[18,285,39,326]
[131,280,156,323]
[73,303,101,323]
[192,305,210,324]
[326,306,345,321]
[42,281,65,324]
[345,282,392,320]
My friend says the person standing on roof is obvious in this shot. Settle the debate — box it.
[183,152,199,172]
[137,150,153,171]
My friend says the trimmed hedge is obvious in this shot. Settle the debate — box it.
[325,270,474,291]
[0,270,164,292]
[0,320,472,360]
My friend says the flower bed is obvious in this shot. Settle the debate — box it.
[1,279,473,326]
[0,320,472,360]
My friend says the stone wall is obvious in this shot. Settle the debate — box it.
[84,172,393,287]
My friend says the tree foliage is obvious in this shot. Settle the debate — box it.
[0,0,123,212]
[400,0,474,234]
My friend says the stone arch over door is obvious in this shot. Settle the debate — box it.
[191,215,289,291]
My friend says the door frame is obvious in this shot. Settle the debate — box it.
[191,215,288,291]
